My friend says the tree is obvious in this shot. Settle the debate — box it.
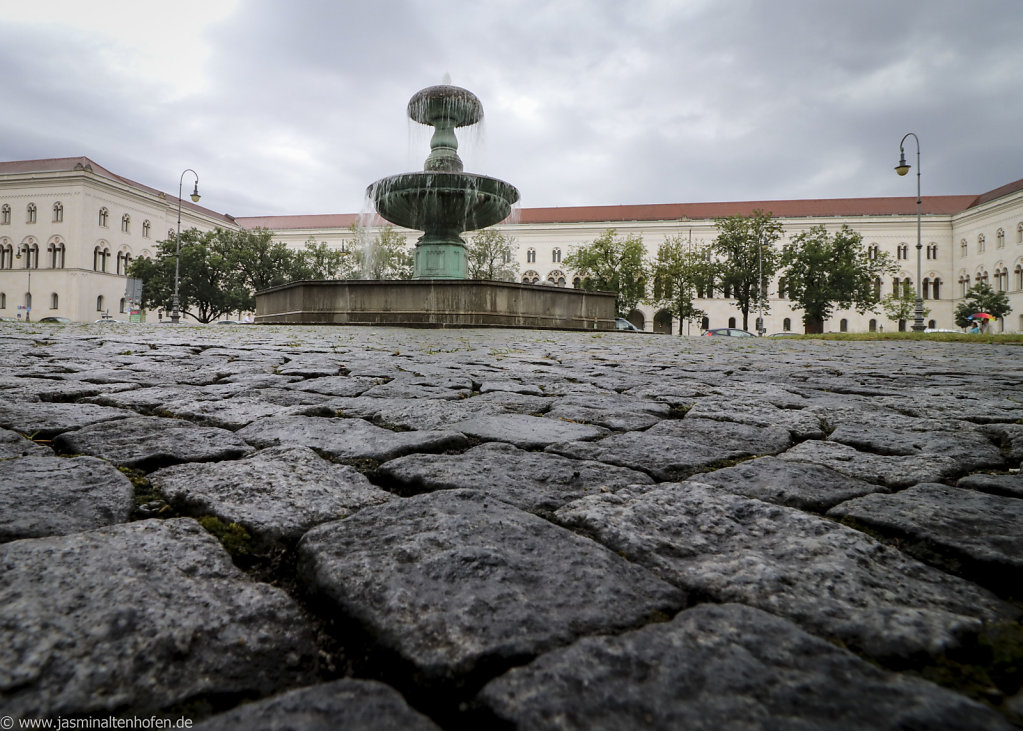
[648,235,713,331]
[564,229,648,316]
[467,228,518,280]
[711,210,783,331]
[127,228,273,323]
[295,238,354,280]
[954,281,1012,329]
[881,279,932,328]
[215,228,298,310]
[351,226,413,280]
[780,224,896,333]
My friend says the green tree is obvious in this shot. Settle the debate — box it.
[780,224,896,333]
[215,228,298,310]
[295,238,354,280]
[127,229,247,323]
[648,235,713,330]
[467,228,518,280]
[954,281,1012,328]
[564,229,648,316]
[881,280,931,327]
[712,210,783,331]
[352,226,413,280]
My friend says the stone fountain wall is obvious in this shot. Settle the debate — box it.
[255,279,617,329]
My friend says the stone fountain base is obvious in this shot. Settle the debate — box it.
[254,279,617,330]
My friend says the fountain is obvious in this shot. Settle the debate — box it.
[254,83,616,330]
[368,84,520,279]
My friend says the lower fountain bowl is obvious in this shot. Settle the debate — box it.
[369,172,520,235]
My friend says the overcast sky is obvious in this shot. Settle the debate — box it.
[2,0,1021,218]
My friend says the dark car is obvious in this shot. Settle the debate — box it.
[38,316,73,324]
[615,317,641,331]
[704,327,755,337]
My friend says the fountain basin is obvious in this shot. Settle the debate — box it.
[254,279,616,330]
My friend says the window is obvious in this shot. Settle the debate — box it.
[99,208,109,227]
[0,242,11,269]
[119,298,127,314]
[547,270,566,287]
[142,220,151,238]
[96,295,105,312]
[897,244,908,260]
[997,229,1005,249]
[50,293,58,309]
[1018,223,1023,245]
[521,270,540,284]
[978,234,985,253]
[1015,264,1022,291]
[728,317,737,328]
[869,319,877,332]
[526,248,536,264]
[840,319,848,332]
[94,246,111,272]
[53,202,63,223]
[777,277,786,299]
[960,239,968,257]
[1,205,10,225]
[873,277,881,299]
[48,241,66,269]
[926,244,938,260]
[552,247,561,264]
[783,318,792,331]
[0,292,5,308]
[922,278,930,300]
[26,203,37,224]
[867,244,879,260]
[959,275,970,297]
[572,277,581,288]
[116,251,132,275]
[121,214,130,233]
[932,278,942,300]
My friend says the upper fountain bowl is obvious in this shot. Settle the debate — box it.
[408,85,483,128]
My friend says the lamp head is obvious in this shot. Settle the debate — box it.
[190,181,201,203]
[894,151,910,176]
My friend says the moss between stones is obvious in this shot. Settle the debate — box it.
[198,516,254,559]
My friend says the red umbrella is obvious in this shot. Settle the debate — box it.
[969,313,995,320]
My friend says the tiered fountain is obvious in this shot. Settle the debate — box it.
[369,84,520,279]
[255,83,615,329]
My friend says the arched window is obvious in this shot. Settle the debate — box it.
[959,275,970,297]
[978,234,986,253]
[897,243,908,260]
[700,316,710,331]
[48,241,66,269]
[552,247,561,264]
[997,229,1005,249]
[0,241,12,269]
[521,270,540,285]
[26,203,37,224]
[840,319,848,332]
[777,277,786,299]
[96,295,105,312]
[142,220,151,238]
[783,317,792,331]
[119,298,127,313]
[572,276,581,288]
[868,319,877,332]
[867,244,879,260]
[50,293,58,309]
[926,243,938,260]
[960,239,968,257]
[932,278,942,300]
[0,292,6,308]
[873,277,881,299]
[99,208,109,227]
[728,316,737,328]
[0,205,10,225]
[94,246,111,272]
[53,202,63,223]
[1015,264,1023,291]
[526,248,536,264]
[121,214,130,233]
[546,270,566,287]
[1018,223,1023,245]
[922,278,930,300]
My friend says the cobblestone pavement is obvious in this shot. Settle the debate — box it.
[1,323,1021,729]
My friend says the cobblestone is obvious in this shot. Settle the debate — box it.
[0,322,1020,728]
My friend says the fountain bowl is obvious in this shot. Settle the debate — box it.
[408,85,483,127]
[368,172,519,238]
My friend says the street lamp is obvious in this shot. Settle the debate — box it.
[894,133,925,331]
[15,243,32,321]
[170,169,201,324]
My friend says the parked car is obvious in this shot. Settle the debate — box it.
[38,316,73,324]
[768,331,800,337]
[704,327,755,337]
[95,318,127,324]
[615,317,641,332]
[924,328,960,333]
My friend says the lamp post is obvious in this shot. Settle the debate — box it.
[170,169,201,324]
[894,133,925,332]
[15,243,32,321]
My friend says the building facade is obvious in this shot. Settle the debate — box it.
[4,157,1022,332]
[0,158,235,322]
